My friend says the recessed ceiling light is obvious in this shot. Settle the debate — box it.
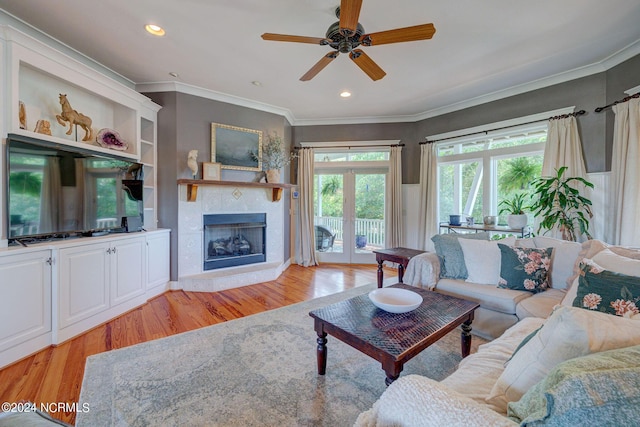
[145,24,165,36]
[169,72,179,78]
[340,91,352,98]
[251,81,262,86]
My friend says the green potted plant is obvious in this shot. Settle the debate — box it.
[529,166,594,241]
[252,132,294,183]
[498,192,529,229]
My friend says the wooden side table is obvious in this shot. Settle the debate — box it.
[372,247,426,288]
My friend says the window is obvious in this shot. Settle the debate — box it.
[436,123,546,225]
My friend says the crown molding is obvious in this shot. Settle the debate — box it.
[135,81,295,124]
[136,40,640,127]
[425,106,575,143]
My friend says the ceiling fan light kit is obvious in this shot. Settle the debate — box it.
[261,0,435,81]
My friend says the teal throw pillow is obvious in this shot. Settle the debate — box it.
[572,261,640,317]
[507,344,640,426]
[497,244,552,293]
[431,232,490,279]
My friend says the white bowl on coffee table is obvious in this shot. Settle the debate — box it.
[369,288,423,313]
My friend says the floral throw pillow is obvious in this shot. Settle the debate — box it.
[573,260,640,318]
[497,244,552,293]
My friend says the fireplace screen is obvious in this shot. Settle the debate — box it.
[203,213,266,270]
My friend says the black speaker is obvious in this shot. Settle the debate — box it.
[121,216,142,232]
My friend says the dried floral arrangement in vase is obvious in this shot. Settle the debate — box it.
[251,132,295,183]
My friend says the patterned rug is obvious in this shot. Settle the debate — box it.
[78,284,487,426]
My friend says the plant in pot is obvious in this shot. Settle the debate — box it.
[252,132,295,183]
[499,192,529,229]
[529,166,594,241]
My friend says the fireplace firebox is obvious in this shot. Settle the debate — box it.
[203,213,266,270]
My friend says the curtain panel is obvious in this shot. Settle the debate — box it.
[539,116,590,241]
[417,144,438,252]
[611,98,640,246]
[295,148,318,267]
[385,146,404,248]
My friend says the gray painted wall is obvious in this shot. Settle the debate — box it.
[147,53,639,279]
[145,92,293,281]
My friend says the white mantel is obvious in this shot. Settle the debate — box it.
[177,182,288,292]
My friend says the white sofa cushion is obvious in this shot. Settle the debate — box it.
[459,237,516,285]
[533,236,581,289]
[515,288,566,319]
[442,317,545,414]
[487,305,640,411]
[514,238,536,248]
[592,248,640,275]
[354,375,517,427]
[436,278,531,315]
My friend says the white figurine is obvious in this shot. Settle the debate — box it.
[187,149,199,178]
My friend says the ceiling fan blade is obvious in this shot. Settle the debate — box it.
[339,0,363,36]
[261,33,329,45]
[300,52,339,81]
[349,49,386,81]
[361,23,436,46]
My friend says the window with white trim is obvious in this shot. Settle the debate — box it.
[436,123,547,225]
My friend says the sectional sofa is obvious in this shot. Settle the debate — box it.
[356,239,640,426]
[404,233,583,339]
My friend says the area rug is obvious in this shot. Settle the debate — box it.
[78,284,488,426]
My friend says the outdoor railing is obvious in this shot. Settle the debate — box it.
[315,216,385,248]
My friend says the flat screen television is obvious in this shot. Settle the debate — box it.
[6,133,143,242]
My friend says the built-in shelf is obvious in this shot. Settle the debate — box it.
[177,179,294,202]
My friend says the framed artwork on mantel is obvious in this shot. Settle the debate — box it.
[202,162,222,180]
[211,123,262,171]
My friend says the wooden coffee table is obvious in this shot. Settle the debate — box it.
[309,284,479,385]
[373,247,426,288]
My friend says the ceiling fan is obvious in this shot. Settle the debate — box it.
[261,0,436,81]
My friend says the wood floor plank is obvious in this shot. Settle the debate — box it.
[0,263,386,425]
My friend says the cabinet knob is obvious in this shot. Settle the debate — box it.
[107,248,112,254]
[45,257,53,265]
[112,247,117,253]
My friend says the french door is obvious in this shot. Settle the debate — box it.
[314,169,386,264]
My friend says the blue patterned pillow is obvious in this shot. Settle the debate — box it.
[508,345,640,425]
[497,244,552,293]
[573,261,640,317]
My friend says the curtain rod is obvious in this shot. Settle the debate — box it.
[594,92,640,113]
[420,110,586,145]
[293,143,405,150]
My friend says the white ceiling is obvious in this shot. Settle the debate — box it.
[1,0,639,125]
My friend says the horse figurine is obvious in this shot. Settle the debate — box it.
[55,94,94,141]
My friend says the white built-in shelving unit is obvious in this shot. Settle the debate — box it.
[0,25,161,244]
[0,26,168,368]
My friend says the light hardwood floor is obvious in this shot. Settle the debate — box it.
[0,263,390,425]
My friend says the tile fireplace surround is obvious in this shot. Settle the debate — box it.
[177,183,286,292]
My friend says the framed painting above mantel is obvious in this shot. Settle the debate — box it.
[211,123,262,171]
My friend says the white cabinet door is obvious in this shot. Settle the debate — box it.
[58,243,110,329]
[0,250,52,352]
[110,237,145,306]
[146,231,170,289]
